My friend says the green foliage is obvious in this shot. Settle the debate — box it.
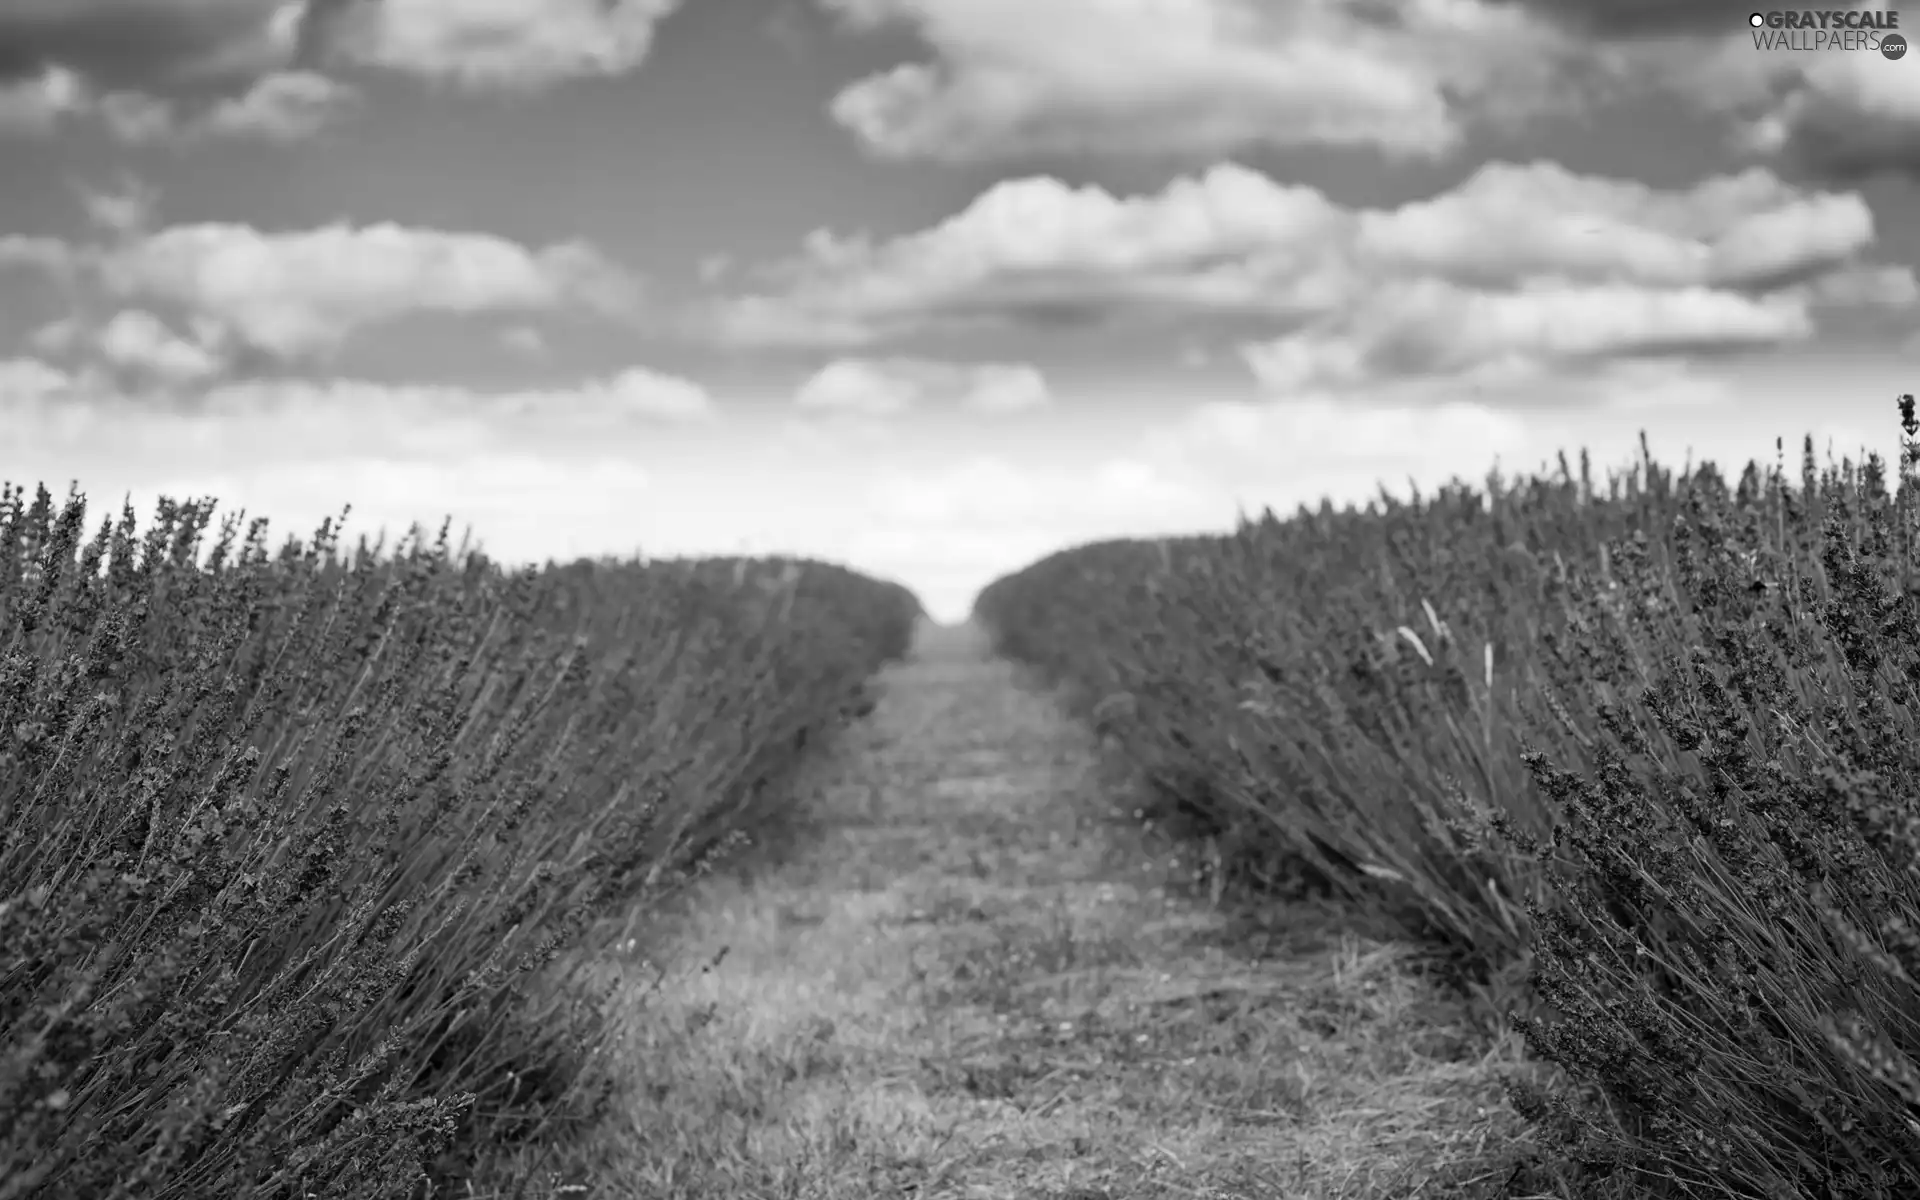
[0,488,920,1200]
[975,398,1920,1198]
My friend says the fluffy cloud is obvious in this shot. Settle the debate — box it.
[794,357,1051,416]
[96,70,362,143]
[817,0,1920,181]
[0,66,89,132]
[500,325,547,356]
[305,0,683,90]
[820,0,1576,162]
[713,160,1908,388]
[0,0,304,93]
[708,165,1353,345]
[0,362,716,515]
[0,357,76,404]
[1498,0,1770,37]
[92,308,224,382]
[531,367,715,423]
[1513,2,1920,180]
[0,0,676,144]
[196,370,715,432]
[1733,47,1920,180]
[96,221,641,358]
[0,235,74,276]
[1241,281,1813,392]
[0,1,343,142]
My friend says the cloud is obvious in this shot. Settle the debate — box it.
[712,159,1905,383]
[1496,0,1775,38]
[500,325,546,356]
[94,70,362,143]
[92,308,224,382]
[0,235,74,277]
[1350,163,1878,289]
[1241,280,1813,392]
[531,367,715,424]
[0,1,352,143]
[815,0,1918,181]
[0,364,717,515]
[76,176,161,235]
[819,0,1577,162]
[177,371,715,435]
[1732,46,1920,180]
[794,357,1051,416]
[0,357,76,404]
[97,221,641,358]
[1494,2,1920,181]
[305,0,683,90]
[707,164,1353,345]
[0,66,89,132]
[0,0,305,93]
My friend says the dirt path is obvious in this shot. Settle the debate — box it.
[525,623,1546,1200]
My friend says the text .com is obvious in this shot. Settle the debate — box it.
[1750,10,1907,56]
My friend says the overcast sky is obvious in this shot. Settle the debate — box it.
[1,0,1916,622]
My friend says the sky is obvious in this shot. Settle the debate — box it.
[0,0,1917,623]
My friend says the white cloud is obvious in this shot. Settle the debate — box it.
[963,363,1051,413]
[0,66,87,133]
[1,56,353,146]
[314,0,683,90]
[92,72,362,145]
[99,222,640,358]
[0,357,76,405]
[1351,163,1876,289]
[820,0,1575,162]
[199,71,360,141]
[0,235,73,277]
[500,325,547,356]
[1752,51,1920,178]
[710,164,1353,345]
[28,318,81,356]
[1558,8,1920,180]
[536,367,715,423]
[794,357,1051,416]
[94,309,224,382]
[77,178,160,236]
[1,366,716,470]
[96,91,174,142]
[795,359,914,417]
[714,159,1904,387]
[1241,280,1812,393]
[0,0,305,95]
[814,0,1919,181]
[192,370,717,436]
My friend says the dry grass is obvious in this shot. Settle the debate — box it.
[473,625,1568,1200]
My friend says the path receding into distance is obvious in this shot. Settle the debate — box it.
[515,623,1550,1200]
